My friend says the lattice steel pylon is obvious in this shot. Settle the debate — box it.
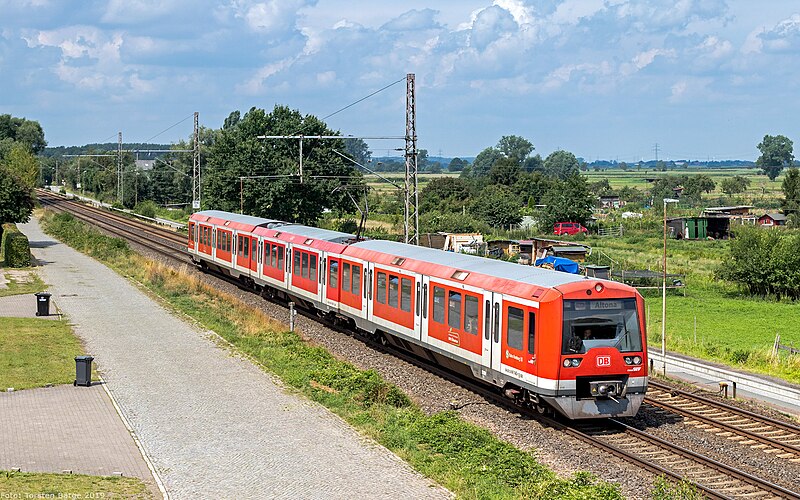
[404,73,419,245]
[192,112,201,211]
[117,132,123,204]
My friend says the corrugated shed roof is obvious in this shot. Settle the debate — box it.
[349,239,585,288]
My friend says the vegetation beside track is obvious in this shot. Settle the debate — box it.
[41,210,626,499]
[0,470,151,498]
[0,317,87,390]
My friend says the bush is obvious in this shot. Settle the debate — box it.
[134,200,158,219]
[0,223,31,267]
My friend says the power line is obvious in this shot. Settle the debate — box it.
[321,77,406,122]
[144,114,194,143]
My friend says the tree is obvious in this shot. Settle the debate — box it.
[447,157,467,172]
[343,138,372,166]
[522,154,544,173]
[682,174,715,203]
[416,149,430,171]
[720,175,751,196]
[756,134,794,181]
[2,144,39,188]
[0,168,34,223]
[619,162,629,171]
[488,157,521,186]
[420,177,474,213]
[497,135,533,165]
[512,172,554,207]
[0,114,47,155]
[466,147,502,178]
[543,150,580,180]
[539,174,595,231]
[203,106,362,225]
[469,185,522,227]
[782,167,800,215]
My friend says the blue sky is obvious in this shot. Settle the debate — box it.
[2,1,799,161]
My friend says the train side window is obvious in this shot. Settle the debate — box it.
[236,235,241,255]
[507,306,524,350]
[448,291,462,329]
[342,263,351,292]
[293,250,300,276]
[388,275,399,308]
[432,287,445,323]
[243,237,249,258]
[528,311,536,355]
[352,265,361,295]
[301,252,309,279]
[376,272,387,304]
[252,239,257,261]
[278,247,284,270]
[465,295,479,335]
[329,260,339,288]
[484,300,491,339]
[310,254,317,281]
[400,278,411,312]
[270,245,277,267]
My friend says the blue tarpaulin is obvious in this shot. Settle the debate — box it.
[534,256,580,274]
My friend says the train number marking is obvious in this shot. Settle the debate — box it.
[596,355,611,367]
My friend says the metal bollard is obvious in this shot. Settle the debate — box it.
[289,302,296,332]
[731,381,737,399]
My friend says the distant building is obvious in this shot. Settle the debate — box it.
[518,238,590,265]
[419,232,484,254]
[599,195,624,209]
[487,239,520,258]
[758,213,787,227]
[135,159,155,170]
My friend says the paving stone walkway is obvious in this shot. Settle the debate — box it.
[0,384,155,484]
[18,218,450,499]
[0,293,59,319]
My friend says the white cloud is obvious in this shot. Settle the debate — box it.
[381,9,440,32]
[759,13,800,53]
[237,57,296,94]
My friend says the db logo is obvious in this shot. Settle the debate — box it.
[596,356,611,367]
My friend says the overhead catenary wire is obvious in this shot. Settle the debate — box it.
[143,114,195,143]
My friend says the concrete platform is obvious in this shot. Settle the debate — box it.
[0,293,60,320]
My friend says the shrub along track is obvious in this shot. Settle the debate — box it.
[37,191,800,499]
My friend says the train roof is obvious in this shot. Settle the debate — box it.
[349,239,586,289]
[271,224,357,245]
[191,210,286,229]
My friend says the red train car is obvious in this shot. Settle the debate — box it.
[188,210,647,419]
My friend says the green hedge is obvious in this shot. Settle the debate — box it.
[1,223,31,267]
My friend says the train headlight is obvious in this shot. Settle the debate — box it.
[563,359,571,367]
[594,283,604,293]
[633,356,642,365]
[624,356,643,366]
[571,358,581,367]
[563,358,582,367]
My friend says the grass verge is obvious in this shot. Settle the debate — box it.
[40,210,626,499]
[0,268,46,297]
[0,317,89,390]
[0,470,151,498]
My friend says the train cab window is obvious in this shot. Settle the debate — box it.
[293,251,300,276]
[310,254,317,281]
[376,272,387,304]
[448,291,461,329]
[388,275,399,307]
[342,263,351,292]
[465,295,479,335]
[301,253,309,279]
[351,265,361,295]
[507,306,524,350]
[528,312,536,355]
[329,260,339,288]
[277,247,284,269]
[400,278,412,312]
[432,287,445,323]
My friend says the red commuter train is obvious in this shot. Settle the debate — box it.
[188,210,648,419]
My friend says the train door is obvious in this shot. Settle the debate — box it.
[420,275,430,343]
[488,292,503,370]
[327,257,340,305]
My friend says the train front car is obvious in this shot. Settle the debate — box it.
[538,280,647,419]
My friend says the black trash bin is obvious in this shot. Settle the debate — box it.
[74,356,93,387]
[35,292,52,317]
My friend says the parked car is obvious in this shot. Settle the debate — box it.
[553,222,588,236]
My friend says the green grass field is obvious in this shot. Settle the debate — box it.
[0,317,90,390]
[0,470,151,498]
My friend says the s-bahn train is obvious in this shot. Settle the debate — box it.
[188,210,648,419]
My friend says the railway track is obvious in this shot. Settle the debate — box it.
[646,380,800,462]
[36,191,800,499]
[37,189,188,262]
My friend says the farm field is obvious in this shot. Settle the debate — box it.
[585,233,800,383]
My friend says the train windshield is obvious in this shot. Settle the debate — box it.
[562,298,642,354]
